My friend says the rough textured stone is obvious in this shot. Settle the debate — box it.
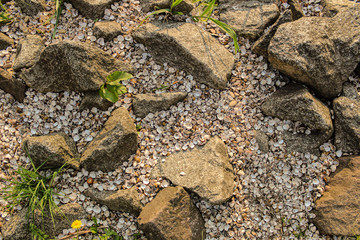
[333,97,360,153]
[133,22,235,90]
[288,0,304,20]
[13,35,45,71]
[321,0,357,17]
[355,63,360,76]
[80,107,137,172]
[93,21,123,41]
[255,130,269,153]
[252,10,292,58]
[219,0,279,40]
[152,136,234,204]
[133,92,187,118]
[68,0,116,19]
[2,203,86,240]
[14,0,45,16]
[268,5,360,99]
[313,155,360,236]
[0,33,14,50]
[85,186,143,216]
[80,91,113,111]
[0,68,26,102]
[261,83,333,153]
[341,82,358,100]
[139,0,195,14]
[138,186,205,240]
[20,40,133,93]
[22,132,80,169]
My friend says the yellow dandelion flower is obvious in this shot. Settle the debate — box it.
[71,220,82,229]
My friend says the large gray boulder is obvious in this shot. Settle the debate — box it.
[313,155,360,236]
[252,10,292,58]
[139,0,195,14]
[80,107,138,172]
[333,97,360,153]
[85,186,143,216]
[13,35,45,71]
[14,0,45,16]
[261,83,333,153]
[321,0,357,17]
[2,203,86,240]
[0,68,26,102]
[138,186,205,240]
[268,5,360,99]
[152,136,235,204]
[132,92,187,118]
[22,132,80,169]
[20,40,133,93]
[68,0,116,19]
[132,21,235,90]
[0,33,14,50]
[219,0,279,40]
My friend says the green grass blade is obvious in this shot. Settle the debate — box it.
[171,0,183,11]
[199,0,216,20]
[138,9,171,28]
[52,0,62,39]
[207,17,239,54]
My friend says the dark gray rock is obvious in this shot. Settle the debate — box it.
[288,0,304,20]
[219,0,279,40]
[0,68,26,102]
[20,40,133,93]
[2,203,86,240]
[80,91,113,111]
[341,82,358,100]
[139,0,195,14]
[85,186,143,216]
[133,92,187,118]
[22,132,80,169]
[80,107,138,172]
[93,21,123,41]
[13,35,45,71]
[261,83,333,153]
[138,186,206,240]
[0,33,14,50]
[268,5,360,99]
[321,0,357,17]
[313,155,360,236]
[133,21,235,90]
[252,10,292,58]
[14,0,46,16]
[333,96,360,153]
[255,130,269,153]
[68,0,116,19]
[355,63,360,76]
[152,136,234,204]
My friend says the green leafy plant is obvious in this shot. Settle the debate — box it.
[0,2,12,25]
[100,71,133,103]
[139,0,239,53]
[2,155,66,231]
[52,0,62,38]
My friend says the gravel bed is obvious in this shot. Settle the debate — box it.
[0,0,359,239]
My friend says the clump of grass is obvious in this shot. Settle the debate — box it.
[0,2,12,25]
[2,154,67,231]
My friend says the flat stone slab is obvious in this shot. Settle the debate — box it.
[268,5,360,99]
[0,68,26,102]
[132,92,187,118]
[219,0,279,40]
[313,155,360,236]
[152,136,235,204]
[20,40,133,92]
[68,0,116,19]
[93,21,123,41]
[13,35,45,71]
[132,21,235,89]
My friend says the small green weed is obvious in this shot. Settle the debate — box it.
[0,2,12,25]
[52,0,62,38]
[139,0,239,54]
[136,124,142,131]
[99,71,133,103]
[1,155,66,230]
[152,84,169,92]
